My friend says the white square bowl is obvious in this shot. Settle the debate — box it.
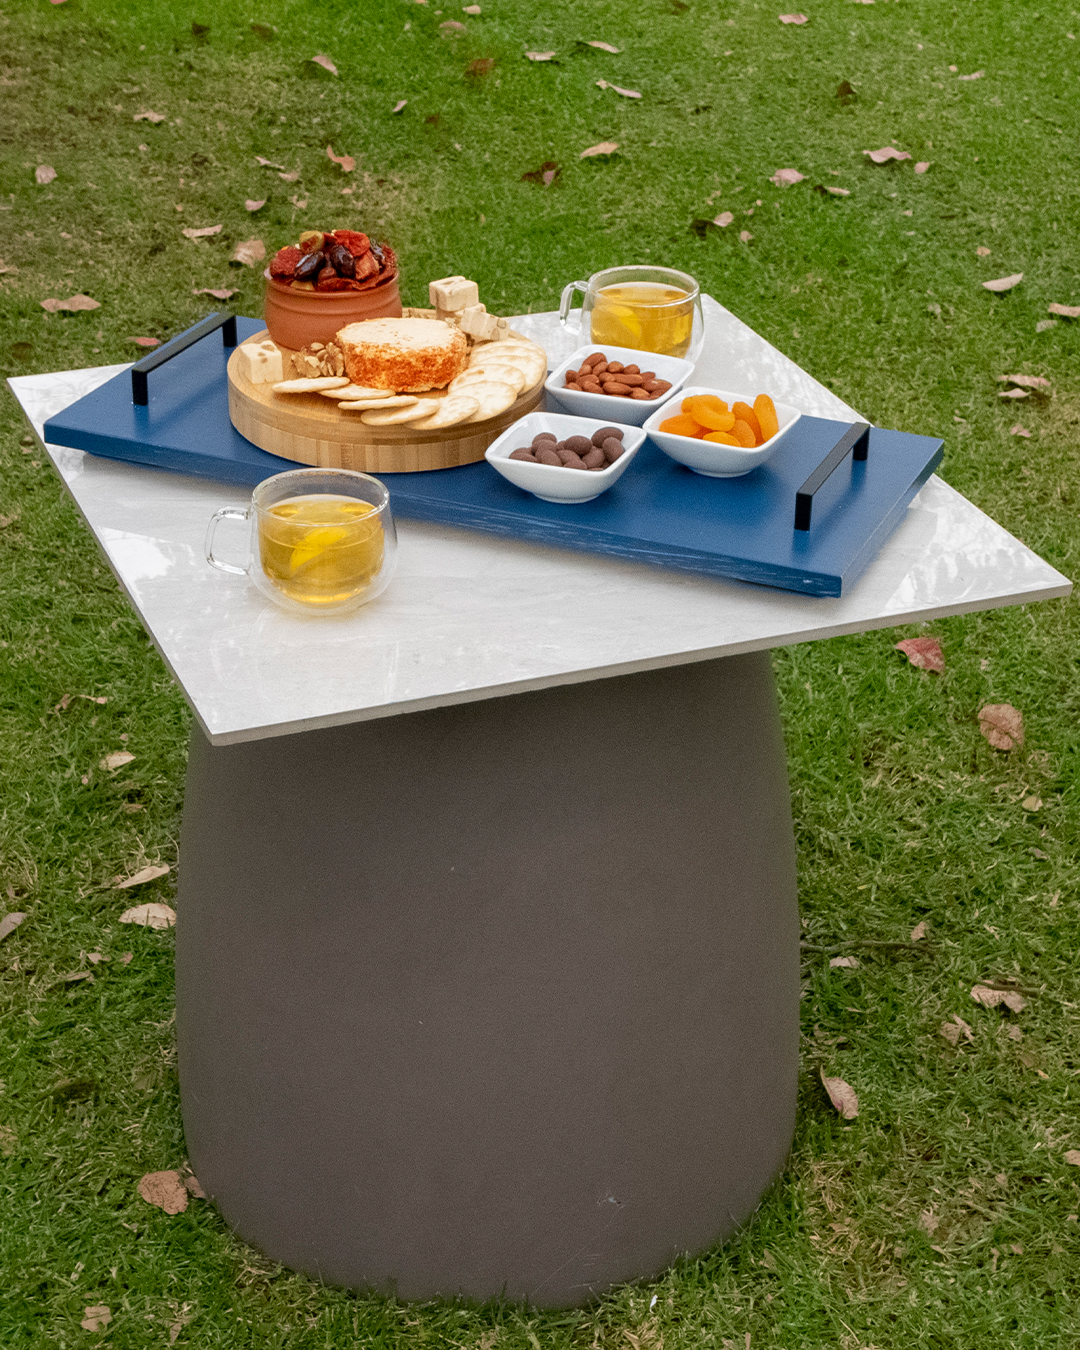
[643,386,803,478]
[544,343,694,427]
[484,411,646,504]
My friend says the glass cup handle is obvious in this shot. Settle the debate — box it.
[205,506,250,575]
[558,279,589,332]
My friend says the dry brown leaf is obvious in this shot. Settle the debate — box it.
[231,238,266,266]
[829,955,859,968]
[525,50,556,61]
[940,1014,974,1045]
[1065,1150,1080,1166]
[244,198,266,212]
[983,273,1023,293]
[895,636,945,673]
[184,1174,207,1198]
[100,750,135,771]
[978,703,1024,751]
[255,155,287,170]
[1036,319,1058,332]
[193,287,236,300]
[1048,302,1080,318]
[463,4,481,12]
[971,984,1027,1013]
[864,146,911,163]
[588,40,621,52]
[119,901,176,928]
[80,1306,112,1332]
[999,373,1050,389]
[41,294,100,312]
[138,1170,189,1214]
[779,12,809,23]
[998,388,1029,400]
[918,1208,940,1233]
[129,336,160,347]
[311,54,338,74]
[1010,424,1033,437]
[134,109,166,123]
[62,970,93,984]
[326,144,355,172]
[0,1124,15,1155]
[958,70,985,80]
[821,184,850,195]
[35,164,57,185]
[116,863,171,890]
[976,246,992,256]
[1022,795,1042,812]
[911,921,927,941]
[168,1306,194,1344]
[739,229,754,242]
[440,20,466,31]
[770,167,805,185]
[820,1070,859,1119]
[611,84,641,98]
[914,161,930,173]
[279,170,300,182]
[0,912,27,942]
[581,141,619,158]
[182,224,222,239]
[467,57,496,76]
[714,211,735,227]
[392,99,408,112]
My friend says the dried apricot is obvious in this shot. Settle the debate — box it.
[754,393,779,441]
[730,419,757,448]
[732,402,763,445]
[660,414,707,438]
[703,430,740,445]
[685,397,735,432]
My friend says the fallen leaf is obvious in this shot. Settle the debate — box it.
[864,146,911,163]
[895,636,945,674]
[588,41,621,52]
[770,167,805,185]
[1010,424,1032,437]
[999,373,1050,389]
[978,703,1024,751]
[779,12,809,23]
[1007,1023,1023,1040]
[184,1174,207,1198]
[611,84,642,98]
[81,1306,112,1333]
[596,78,609,88]
[0,912,27,943]
[40,294,100,312]
[467,57,496,76]
[818,184,850,195]
[1022,795,1042,811]
[231,238,266,266]
[129,336,160,347]
[116,863,170,890]
[311,54,338,74]
[463,3,481,11]
[525,50,556,61]
[86,951,108,964]
[1036,319,1058,332]
[829,955,860,968]
[835,79,856,102]
[168,1311,192,1345]
[134,109,166,123]
[138,1170,188,1214]
[521,160,560,186]
[193,287,236,299]
[326,144,355,173]
[244,198,266,212]
[440,20,466,31]
[62,970,94,984]
[820,1070,859,1119]
[911,921,927,941]
[999,388,1029,400]
[581,141,619,158]
[940,1014,974,1045]
[914,161,930,173]
[392,99,408,112]
[255,155,287,170]
[182,224,223,239]
[971,984,1027,1013]
[739,229,754,242]
[918,1208,940,1233]
[0,1125,15,1155]
[121,952,133,965]
[279,170,300,182]
[1030,847,1049,860]
[1048,302,1080,318]
[35,164,57,185]
[983,273,1023,293]
[976,245,991,256]
[1065,1150,1080,1166]
[713,211,735,227]
[958,70,985,80]
[120,901,177,928]
[100,750,135,771]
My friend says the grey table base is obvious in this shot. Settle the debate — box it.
[176,651,799,1306]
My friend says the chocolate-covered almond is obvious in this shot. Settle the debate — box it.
[509,448,537,462]
[582,446,606,469]
[563,435,593,456]
[601,437,625,462]
[591,427,623,446]
[536,447,562,466]
[532,432,557,446]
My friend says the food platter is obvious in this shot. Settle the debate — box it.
[227,327,546,474]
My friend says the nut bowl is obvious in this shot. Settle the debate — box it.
[485,412,645,504]
[544,344,694,427]
[644,386,802,478]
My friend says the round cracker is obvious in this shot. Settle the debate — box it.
[450,363,526,394]
[272,376,350,393]
[475,353,544,389]
[469,342,544,363]
[409,394,481,430]
[460,380,518,422]
[339,395,418,412]
[360,399,441,425]
[320,384,394,401]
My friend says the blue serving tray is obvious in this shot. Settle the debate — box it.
[44,316,943,597]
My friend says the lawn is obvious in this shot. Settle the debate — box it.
[2,0,1080,1346]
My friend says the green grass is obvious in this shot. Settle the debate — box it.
[2,0,1080,1345]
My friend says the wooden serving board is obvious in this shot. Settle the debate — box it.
[227,329,545,474]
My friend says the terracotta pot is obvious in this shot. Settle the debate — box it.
[263,268,402,350]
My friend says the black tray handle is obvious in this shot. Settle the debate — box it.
[794,421,871,531]
[131,312,237,406]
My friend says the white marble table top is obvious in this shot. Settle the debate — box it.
[7,297,1070,745]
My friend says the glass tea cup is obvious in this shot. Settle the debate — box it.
[205,467,397,616]
[559,264,704,361]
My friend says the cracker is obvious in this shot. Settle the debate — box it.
[359,399,441,425]
[460,380,518,422]
[338,395,419,411]
[450,363,526,394]
[469,342,543,363]
[272,376,350,393]
[409,394,481,429]
[320,384,395,401]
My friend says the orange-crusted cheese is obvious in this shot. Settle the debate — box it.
[337,318,468,392]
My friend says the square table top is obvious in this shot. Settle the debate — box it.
[8,296,1070,746]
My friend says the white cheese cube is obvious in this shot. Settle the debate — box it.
[429,276,479,312]
[237,339,283,385]
[457,305,500,340]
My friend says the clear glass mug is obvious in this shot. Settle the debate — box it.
[205,467,397,616]
[559,264,704,361]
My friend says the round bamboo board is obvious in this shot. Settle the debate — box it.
[227,329,545,474]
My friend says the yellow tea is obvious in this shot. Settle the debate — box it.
[257,494,384,608]
[589,282,695,357]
